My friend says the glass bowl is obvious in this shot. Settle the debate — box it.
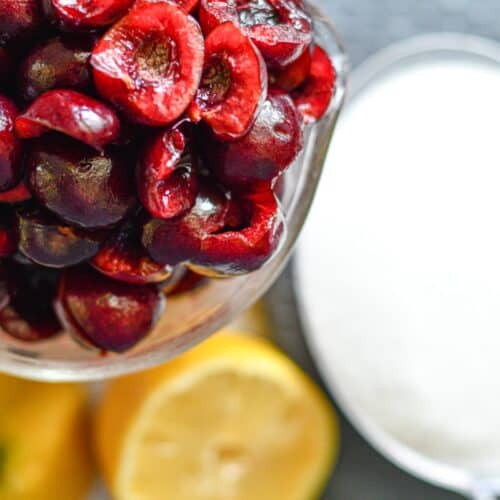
[0,2,348,381]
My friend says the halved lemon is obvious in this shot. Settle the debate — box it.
[95,334,339,500]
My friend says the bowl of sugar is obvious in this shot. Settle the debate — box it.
[296,33,500,500]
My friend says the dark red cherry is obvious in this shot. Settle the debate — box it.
[0,95,23,193]
[142,180,233,266]
[15,90,121,150]
[91,2,204,126]
[0,182,32,204]
[0,263,61,342]
[18,35,94,102]
[0,206,18,257]
[91,217,172,284]
[203,91,303,187]
[137,126,198,220]
[271,44,311,91]
[143,186,284,275]
[292,45,336,123]
[0,0,42,46]
[56,265,165,352]
[17,206,106,268]
[47,0,134,29]
[27,134,137,229]
[188,22,267,141]
[199,0,312,68]
[189,189,284,275]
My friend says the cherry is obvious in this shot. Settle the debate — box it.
[142,180,234,266]
[17,206,106,268]
[15,89,121,150]
[189,188,284,275]
[0,182,32,204]
[137,126,198,220]
[143,186,284,275]
[0,0,42,46]
[27,134,137,229]
[0,95,23,193]
[291,45,336,124]
[18,35,94,102]
[0,263,61,342]
[0,207,18,257]
[188,22,267,140]
[47,0,134,29]
[271,44,311,91]
[199,0,312,68]
[203,90,303,187]
[91,217,172,284]
[56,265,165,352]
[91,2,204,126]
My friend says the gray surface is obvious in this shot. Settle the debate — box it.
[268,0,500,498]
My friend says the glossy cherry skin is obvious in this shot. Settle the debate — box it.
[137,126,198,220]
[199,0,312,68]
[27,134,137,229]
[0,182,32,204]
[15,90,121,150]
[189,22,267,141]
[203,90,303,187]
[91,217,172,284]
[47,0,135,29]
[17,206,106,268]
[0,95,23,193]
[0,263,61,342]
[91,2,204,126]
[292,45,336,123]
[56,265,165,352]
[18,35,94,102]
[0,0,42,46]
[143,186,284,275]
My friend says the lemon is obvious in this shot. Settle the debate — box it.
[0,375,94,500]
[95,334,339,500]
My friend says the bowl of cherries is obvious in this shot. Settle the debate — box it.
[0,0,347,380]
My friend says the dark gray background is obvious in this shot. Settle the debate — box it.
[269,1,500,498]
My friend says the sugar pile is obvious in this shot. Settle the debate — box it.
[297,52,500,474]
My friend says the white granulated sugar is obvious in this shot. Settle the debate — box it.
[297,54,500,474]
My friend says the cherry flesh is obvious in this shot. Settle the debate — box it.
[91,2,204,126]
[189,22,267,140]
